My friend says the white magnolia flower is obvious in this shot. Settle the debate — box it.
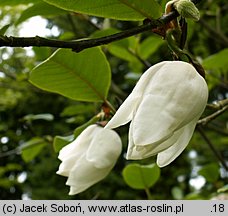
[105,61,208,167]
[57,124,122,195]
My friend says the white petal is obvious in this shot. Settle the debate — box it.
[66,155,114,195]
[86,128,122,168]
[126,61,208,161]
[57,124,102,176]
[156,116,199,167]
[105,95,139,129]
[125,121,135,159]
[132,61,208,146]
[127,118,174,160]
[105,61,166,130]
[130,61,167,94]
[57,140,78,161]
[68,186,80,196]
[58,124,99,161]
[56,153,84,177]
[126,115,180,160]
[132,94,175,145]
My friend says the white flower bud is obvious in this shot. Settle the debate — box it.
[105,61,208,167]
[57,124,122,195]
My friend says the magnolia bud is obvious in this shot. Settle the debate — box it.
[57,124,122,195]
[174,0,200,21]
[166,0,200,21]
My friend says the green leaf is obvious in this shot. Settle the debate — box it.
[138,36,164,59]
[198,163,220,183]
[109,44,139,62]
[91,28,144,70]
[119,0,162,19]
[29,47,111,102]
[0,0,41,6]
[108,36,144,72]
[108,36,140,63]
[16,2,66,25]
[202,48,228,72]
[43,0,161,21]
[20,137,47,162]
[53,135,74,153]
[91,28,140,62]
[122,163,160,190]
[0,24,11,35]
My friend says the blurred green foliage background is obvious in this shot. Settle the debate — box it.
[0,0,227,200]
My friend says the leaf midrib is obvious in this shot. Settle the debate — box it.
[52,58,106,101]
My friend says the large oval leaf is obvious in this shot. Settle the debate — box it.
[29,47,111,102]
[43,0,162,21]
[122,163,160,189]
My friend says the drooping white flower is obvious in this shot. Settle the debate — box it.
[105,61,208,167]
[57,124,122,195]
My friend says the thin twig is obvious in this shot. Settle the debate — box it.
[0,149,19,158]
[197,105,228,126]
[206,99,228,110]
[0,11,179,52]
[0,0,203,52]
[197,126,228,171]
